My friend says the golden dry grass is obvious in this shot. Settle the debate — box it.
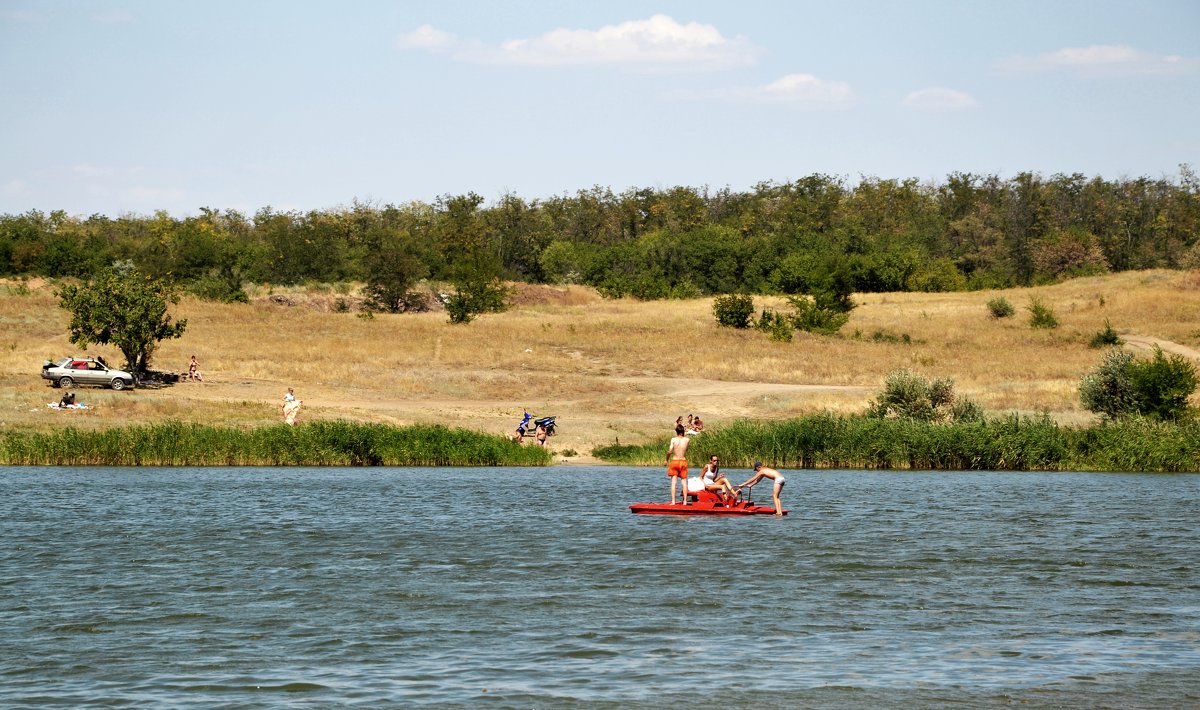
[1,271,1197,460]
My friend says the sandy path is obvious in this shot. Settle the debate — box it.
[1121,335,1200,361]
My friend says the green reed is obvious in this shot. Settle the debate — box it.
[0,421,553,467]
[592,414,1200,472]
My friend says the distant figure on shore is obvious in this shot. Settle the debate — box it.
[686,415,704,436]
[738,461,786,516]
[187,354,203,382]
[282,387,301,425]
[666,423,691,505]
[535,423,549,448]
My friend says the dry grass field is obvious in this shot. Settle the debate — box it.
[2,270,1198,462]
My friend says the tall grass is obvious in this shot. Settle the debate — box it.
[0,421,553,467]
[592,414,1200,472]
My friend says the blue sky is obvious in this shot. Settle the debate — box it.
[2,0,1197,217]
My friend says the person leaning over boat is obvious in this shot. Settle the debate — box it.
[666,423,691,505]
[738,461,786,516]
[700,454,738,504]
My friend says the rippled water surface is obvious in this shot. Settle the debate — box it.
[2,466,1198,708]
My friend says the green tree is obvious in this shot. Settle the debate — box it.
[362,230,429,313]
[436,193,509,323]
[56,266,187,376]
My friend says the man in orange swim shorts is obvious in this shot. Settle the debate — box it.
[666,423,691,505]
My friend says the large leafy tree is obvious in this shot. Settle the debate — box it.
[57,265,188,376]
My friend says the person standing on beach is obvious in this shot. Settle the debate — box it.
[738,461,786,516]
[666,423,691,505]
[188,354,203,382]
[282,387,301,425]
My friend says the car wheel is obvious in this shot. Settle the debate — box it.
[111,378,128,391]
[58,376,74,388]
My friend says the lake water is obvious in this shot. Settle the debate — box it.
[1,466,1198,708]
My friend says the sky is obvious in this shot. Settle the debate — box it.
[1,0,1198,217]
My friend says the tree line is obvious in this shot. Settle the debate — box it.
[2,169,1198,304]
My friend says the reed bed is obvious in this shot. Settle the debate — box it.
[0,421,553,467]
[592,415,1200,473]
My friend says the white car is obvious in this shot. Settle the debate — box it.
[41,357,135,390]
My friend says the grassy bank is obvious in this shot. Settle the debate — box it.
[592,414,1200,472]
[0,421,554,467]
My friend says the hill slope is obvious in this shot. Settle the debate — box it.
[2,270,1197,461]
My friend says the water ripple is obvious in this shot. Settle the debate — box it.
[0,466,1197,707]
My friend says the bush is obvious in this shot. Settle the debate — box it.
[789,295,851,335]
[986,296,1015,319]
[866,369,981,423]
[713,294,755,328]
[1080,347,1195,421]
[1128,347,1197,421]
[756,309,794,342]
[1079,349,1137,419]
[1026,296,1059,329]
[1089,319,1122,348]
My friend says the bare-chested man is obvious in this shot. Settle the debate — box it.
[666,423,691,505]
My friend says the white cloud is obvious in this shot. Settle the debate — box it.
[72,163,116,178]
[998,44,1200,76]
[672,73,854,107]
[395,24,457,51]
[396,14,760,69]
[752,74,853,104]
[903,87,978,111]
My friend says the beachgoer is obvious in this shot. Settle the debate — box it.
[188,354,203,382]
[281,387,300,424]
[738,461,786,516]
[59,391,76,407]
[700,455,738,504]
[535,424,549,448]
[666,423,691,505]
[283,397,302,425]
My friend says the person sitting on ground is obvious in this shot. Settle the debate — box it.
[737,461,787,516]
[59,391,76,408]
[700,454,738,504]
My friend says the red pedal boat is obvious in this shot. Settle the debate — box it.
[630,486,787,516]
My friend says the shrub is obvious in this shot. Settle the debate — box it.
[1077,347,1196,421]
[986,296,1015,319]
[713,294,755,328]
[756,309,794,342]
[1089,319,1122,348]
[866,369,981,423]
[1128,347,1197,421]
[788,294,850,335]
[1026,296,1059,329]
[1079,349,1137,419]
